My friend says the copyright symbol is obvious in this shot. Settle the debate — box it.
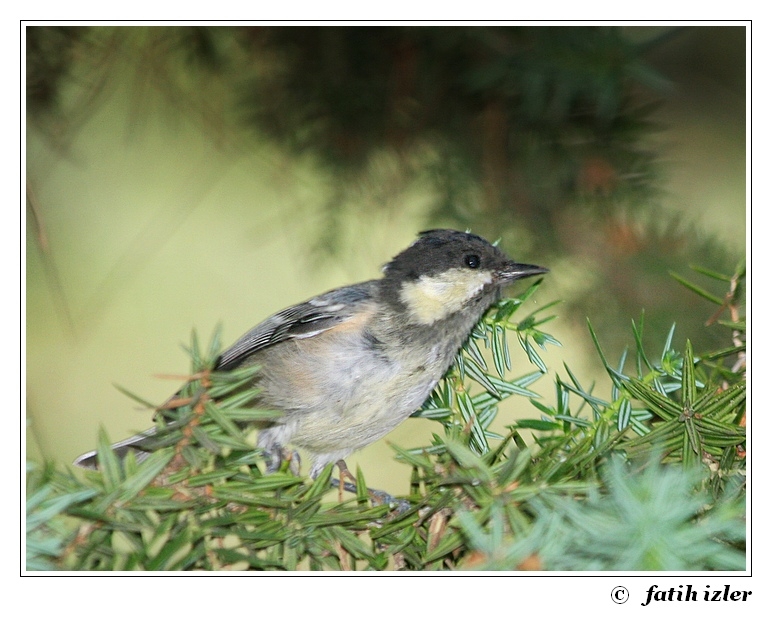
[611,586,629,604]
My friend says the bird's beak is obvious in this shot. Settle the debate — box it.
[498,262,549,282]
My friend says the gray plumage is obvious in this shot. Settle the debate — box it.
[74,230,547,477]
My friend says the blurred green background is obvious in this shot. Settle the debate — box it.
[25,25,745,494]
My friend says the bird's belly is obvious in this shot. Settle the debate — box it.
[290,371,439,453]
[257,338,446,454]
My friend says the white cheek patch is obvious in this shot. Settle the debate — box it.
[399,268,493,324]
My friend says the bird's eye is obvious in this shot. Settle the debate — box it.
[464,254,480,269]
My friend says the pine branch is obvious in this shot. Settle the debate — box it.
[26,271,745,571]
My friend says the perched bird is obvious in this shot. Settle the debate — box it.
[74,230,547,478]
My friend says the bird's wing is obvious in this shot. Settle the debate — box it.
[73,283,378,470]
[215,281,377,371]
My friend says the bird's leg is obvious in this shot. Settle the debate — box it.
[263,443,301,475]
[335,460,358,501]
[286,449,301,475]
[330,459,410,512]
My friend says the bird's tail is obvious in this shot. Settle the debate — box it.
[73,427,159,470]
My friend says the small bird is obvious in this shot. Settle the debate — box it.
[74,230,547,478]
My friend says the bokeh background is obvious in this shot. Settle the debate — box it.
[25,25,746,494]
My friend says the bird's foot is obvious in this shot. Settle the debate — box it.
[330,460,411,513]
[263,444,301,476]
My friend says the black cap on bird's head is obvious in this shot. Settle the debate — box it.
[383,229,548,283]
